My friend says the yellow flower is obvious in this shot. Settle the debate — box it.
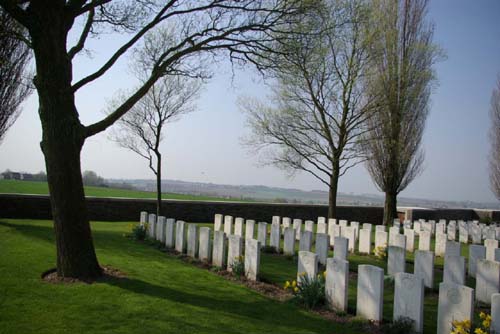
[474,328,486,334]
[293,287,299,293]
[299,272,306,277]
[284,281,290,289]
[323,271,326,278]
[291,280,297,287]
[482,319,490,329]
[480,312,486,320]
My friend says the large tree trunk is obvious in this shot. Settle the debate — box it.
[30,4,101,278]
[155,152,162,217]
[327,161,340,219]
[383,189,398,226]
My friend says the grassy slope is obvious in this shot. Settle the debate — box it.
[0,179,239,201]
[0,219,363,334]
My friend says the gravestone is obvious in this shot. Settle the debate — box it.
[165,218,175,248]
[393,234,406,250]
[435,233,447,257]
[212,230,227,267]
[297,251,318,282]
[419,231,431,251]
[375,225,386,233]
[293,219,302,240]
[389,227,400,246]
[244,238,260,281]
[363,223,373,232]
[445,240,461,257]
[148,213,157,239]
[257,222,267,247]
[326,258,349,312]
[272,216,280,226]
[471,225,482,244]
[198,227,212,262]
[485,238,499,261]
[414,221,421,235]
[186,224,198,258]
[328,221,338,246]
[315,233,330,265]
[175,220,186,253]
[282,217,291,230]
[317,221,327,234]
[437,283,474,334]
[356,265,384,321]
[476,259,500,304]
[404,228,415,252]
[157,216,166,243]
[245,220,255,240]
[342,226,356,253]
[334,236,349,261]
[299,231,313,252]
[388,246,406,276]
[358,228,372,254]
[214,214,223,231]
[339,220,348,229]
[331,225,341,246]
[270,222,281,253]
[317,216,326,225]
[394,273,424,333]
[448,224,457,241]
[140,211,148,225]
[283,227,296,255]
[234,217,244,237]
[224,215,233,235]
[305,220,314,233]
[492,293,500,334]
[414,250,435,288]
[227,235,243,272]
[496,248,500,262]
[351,221,360,239]
[375,231,388,250]
[443,255,466,285]
[468,244,486,277]
[459,227,468,244]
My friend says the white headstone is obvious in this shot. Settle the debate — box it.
[445,240,461,257]
[358,229,372,255]
[293,219,302,240]
[419,231,431,251]
[224,215,233,235]
[212,230,227,267]
[245,219,255,240]
[315,233,330,265]
[198,227,212,262]
[437,283,474,334]
[375,231,388,250]
[388,246,406,276]
[443,255,466,285]
[468,244,486,278]
[414,250,435,288]
[305,220,314,233]
[299,231,313,252]
[272,216,280,226]
[140,211,148,224]
[175,220,186,253]
[297,251,318,282]
[257,222,267,247]
[186,224,198,258]
[376,225,386,233]
[157,216,166,243]
[326,257,349,312]
[485,238,499,261]
[435,232,447,257]
[227,235,243,271]
[317,221,327,234]
[283,227,295,255]
[342,226,356,253]
[270,222,281,253]
[244,238,260,281]
[165,218,175,248]
[476,259,500,304]
[492,293,500,334]
[404,228,415,252]
[334,236,348,261]
[148,213,157,239]
[394,273,424,333]
[356,265,384,321]
[214,214,223,231]
[234,217,244,237]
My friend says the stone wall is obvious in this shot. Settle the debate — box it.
[1,194,498,224]
[0,194,384,224]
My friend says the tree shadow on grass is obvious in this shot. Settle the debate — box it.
[104,275,334,333]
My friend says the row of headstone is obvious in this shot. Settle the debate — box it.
[141,211,262,281]
[298,250,500,334]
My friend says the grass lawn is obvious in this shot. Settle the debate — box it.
[0,179,245,202]
[0,219,364,334]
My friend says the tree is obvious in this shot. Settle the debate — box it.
[489,76,500,200]
[0,0,305,279]
[82,170,106,187]
[362,0,441,225]
[241,0,373,218]
[0,8,31,143]
[109,45,202,217]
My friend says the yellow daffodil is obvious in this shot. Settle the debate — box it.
[292,280,297,287]
[284,281,290,289]
[293,287,299,293]
[474,328,486,334]
[480,312,486,320]
[322,271,326,278]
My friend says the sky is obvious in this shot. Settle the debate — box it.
[1,1,500,204]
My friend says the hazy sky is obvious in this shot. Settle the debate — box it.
[1,0,500,203]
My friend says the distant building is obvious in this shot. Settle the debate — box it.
[1,171,34,180]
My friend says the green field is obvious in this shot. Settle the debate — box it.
[0,179,240,202]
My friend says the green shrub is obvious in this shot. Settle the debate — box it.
[382,317,416,334]
[285,272,326,310]
[231,256,245,278]
[130,223,147,241]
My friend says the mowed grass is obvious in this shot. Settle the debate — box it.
[0,179,243,202]
[0,219,364,334]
